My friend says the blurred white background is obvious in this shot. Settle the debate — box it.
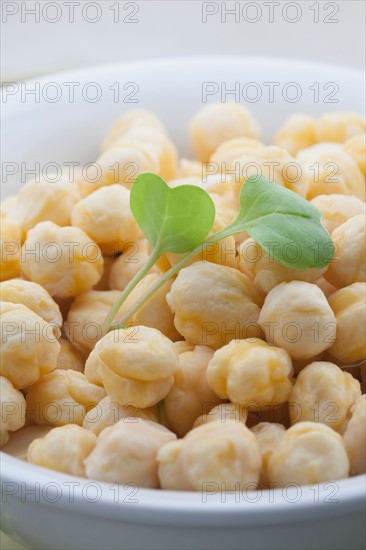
[1,0,365,83]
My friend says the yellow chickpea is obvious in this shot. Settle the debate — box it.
[25,370,106,427]
[207,338,293,408]
[343,133,366,175]
[274,114,317,156]
[193,402,248,429]
[267,422,349,486]
[251,422,286,485]
[109,239,161,291]
[311,194,366,235]
[0,302,60,389]
[289,362,361,432]
[315,112,366,143]
[0,376,26,446]
[85,418,176,488]
[324,216,365,288]
[189,102,261,162]
[258,281,337,360]
[0,218,22,281]
[56,338,85,373]
[342,396,366,475]
[163,345,223,437]
[28,425,97,477]
[327,283,366,363]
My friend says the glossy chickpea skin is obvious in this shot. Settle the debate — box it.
[258,281,337,360]
[0,302,60,389]
[82,396,157,436]
[238,238,326,294]
[267,422,349,487]
[343,133,366,175]
[163,345,223,437]
[158,420,262,491]
[0,376,26,446]
[289,362,361,432]
[207,338,293,409]
[0,218,22,281]
[342,396,366,475]
[193,402,248,429]
[167,262,263,350]
[311,194,366,235]
[25,370,106,427]
[84,418,176,488]
[315,112,366,143]
[109,239,161,291]
[85,326,179,408]
[274,114,317,156]
[251,422,286,485]
[21,221,104,298]
[71,185,142,256]
[324,216,366,288]
[28,425,97,476]
[327,283,366,363]
[189,102,261,162]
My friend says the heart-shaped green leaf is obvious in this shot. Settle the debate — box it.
[130,173,215,254]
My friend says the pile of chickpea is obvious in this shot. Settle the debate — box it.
[1,104,365,492]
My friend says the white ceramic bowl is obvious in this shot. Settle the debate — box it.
[1,57,365,550]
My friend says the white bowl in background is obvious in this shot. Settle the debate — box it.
[1,57,365,550]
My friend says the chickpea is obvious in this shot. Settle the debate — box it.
[267,422,349,486]
[289,362,361,433]
[342,396,366,475]
[297,144,365,200]
[158,420,262,491]
[0,376,26,446]
[0,302,60,389]
[193,402,248,429]
[25,370,106,427]
[1,425,51,459]
[21,221,103,298]
[1,195,17,219]
[324,216,366,288]
[56,338,85,373]
[274,114,317,156]
[189,102,261,162]
[84,418,176,488]
[85,326,178,408]
[0,279,62,328]
[9,176,80,233]
[28,425,97,477]
[167,261,263,350]
[238,238,326,294]
[207,338,293,408]
[327,283,366,363]
[343,133,366,176]
[315,112,366,143]
[83,395,157,436]
[251,422,286,485]
[0,218,22,281]
[163,345,223,437]
[71,185,142,256]
[109,239,161,291]
[258,281,337,359]
[311,194,366,235]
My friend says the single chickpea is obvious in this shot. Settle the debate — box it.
[193,402,248,429]
[82,395,157,436]
[20,222,104,298]
[207,338,293,408]
[158,420,262,491]
[0,302,60,389]
[315,112,366,143]
[56,338,86,373]
[289,362,361,432]
[25,370,106,427]
[267,422,349,487]
[0,376,26,446]
[324,216,365,288]
[311,194,366,235]
[109,239,161,291]
[71,185,142,256]
[8,176,80,233]
[0,279,62,328]
[163,345,223,437]
[274,114,317,156]
[327,283,366,363]
[1,425,51,459]
[84,418,176,488]
[251,422,286,485]
[238,238,326,294]
[343,133,366,175]
[167,261,263,350]
[0,218,22,281]
[297,144,365,200]
[342,396,366,475]
[189,102,261,162]
[258,281,337,359]
[85,326,178,408]
[28,425,97,477]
